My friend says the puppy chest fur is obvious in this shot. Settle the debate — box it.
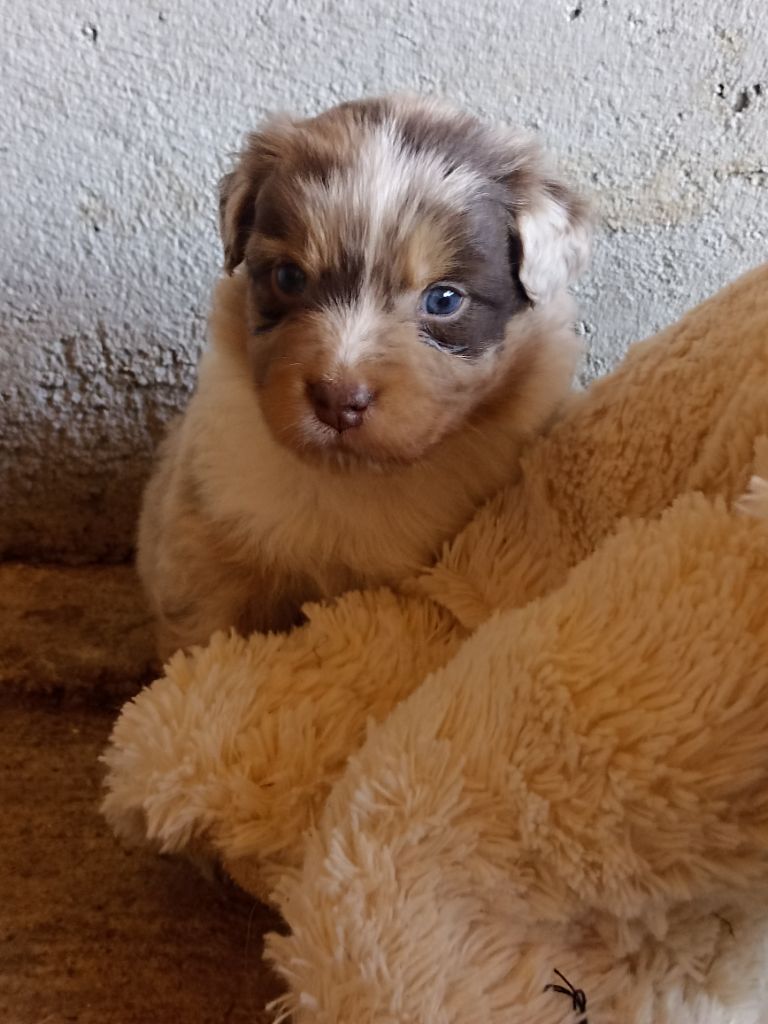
[138,95,591,659]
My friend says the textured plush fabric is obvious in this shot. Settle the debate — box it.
[103,264,768,1022]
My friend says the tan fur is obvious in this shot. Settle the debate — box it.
[138,96,590,658]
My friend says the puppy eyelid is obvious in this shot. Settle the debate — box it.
[418,328,469,358]
[253,321,279,335]
[422,280,466,297]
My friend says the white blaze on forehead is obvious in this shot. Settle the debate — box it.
[320,294,382,370]
[299,121,484,270]
[351,123,483,224]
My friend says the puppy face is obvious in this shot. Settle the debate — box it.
[218,96,590,467]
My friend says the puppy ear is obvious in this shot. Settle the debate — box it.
[516,176,591,305]
[493,132,591,305]
[218,122,287,274]
[218,168,256,274]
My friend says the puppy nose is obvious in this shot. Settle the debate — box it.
[307,380,372,432]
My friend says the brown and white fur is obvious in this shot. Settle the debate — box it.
[138,95,591,660]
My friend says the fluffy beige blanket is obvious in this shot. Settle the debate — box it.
[103,264,768,1023]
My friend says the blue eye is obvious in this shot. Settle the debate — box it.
[273,262,307,296]
[422,285,465,317]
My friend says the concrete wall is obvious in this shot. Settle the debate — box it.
[2,0,766,563]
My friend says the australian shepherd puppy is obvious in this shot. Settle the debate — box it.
[138,95,591,659]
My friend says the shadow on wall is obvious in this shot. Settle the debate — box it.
[1,323,199,564]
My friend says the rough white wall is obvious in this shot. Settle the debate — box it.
[2,0,766,562]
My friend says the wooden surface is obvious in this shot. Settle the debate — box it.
[0,701,283,1023]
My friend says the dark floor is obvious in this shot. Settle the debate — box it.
[0,697,283,1023]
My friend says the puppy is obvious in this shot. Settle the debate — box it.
[138,95,590,660]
